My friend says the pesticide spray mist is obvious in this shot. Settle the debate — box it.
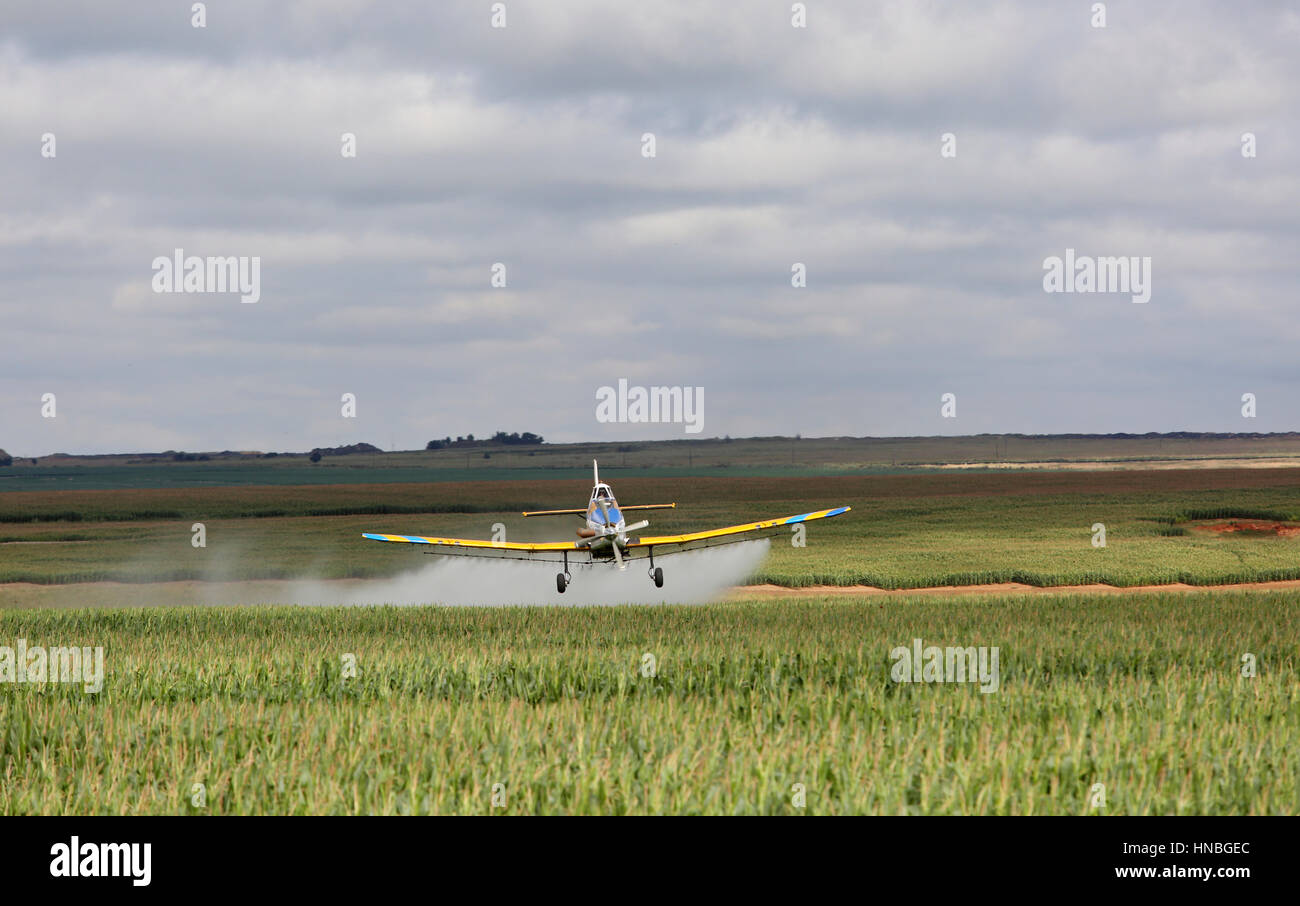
[282,539,771,606]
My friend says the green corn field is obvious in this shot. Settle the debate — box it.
[2,592,1295,815]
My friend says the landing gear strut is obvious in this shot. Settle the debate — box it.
[648,548,664,588]
[557,552,572,594]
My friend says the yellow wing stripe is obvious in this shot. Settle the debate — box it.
[362,533,576,551]
[628,506,850,547]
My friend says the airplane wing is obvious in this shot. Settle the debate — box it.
[362,505,849,563]
[361,533,578,563]
[622,506,851,557]
[521,503,676,517]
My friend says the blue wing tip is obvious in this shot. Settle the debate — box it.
[782,506,851,525]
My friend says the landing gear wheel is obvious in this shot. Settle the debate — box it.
[652,566,664,588]
[557,572,568,594]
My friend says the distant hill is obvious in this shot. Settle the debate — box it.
[20,444,389,463]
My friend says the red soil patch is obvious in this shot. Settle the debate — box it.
[729,579,1300,599]
[1190,520,1300,537]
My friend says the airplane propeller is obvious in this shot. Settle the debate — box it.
[596,499,626,570]
[595,499,624,569]
[598,499,624,569]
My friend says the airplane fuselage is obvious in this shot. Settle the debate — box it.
[582,483,629,559]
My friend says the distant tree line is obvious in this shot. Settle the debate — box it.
[308,442,383,463]
[426,432,543,450]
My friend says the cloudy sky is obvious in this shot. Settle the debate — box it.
[2,1,1298,455]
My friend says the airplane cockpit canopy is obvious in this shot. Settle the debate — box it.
[589,484,620,525]
[589,504,622,526]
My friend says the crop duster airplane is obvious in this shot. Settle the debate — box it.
[363,461,850,593]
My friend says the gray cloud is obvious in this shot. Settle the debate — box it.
[2,1,1298,454]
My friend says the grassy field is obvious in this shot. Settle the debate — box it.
[2,458,1297,816]
[2,468,1300,590]
[8,432,1300,492]
[1,593,1294,815]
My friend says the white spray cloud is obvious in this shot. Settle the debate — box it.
[280,540,771,606]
